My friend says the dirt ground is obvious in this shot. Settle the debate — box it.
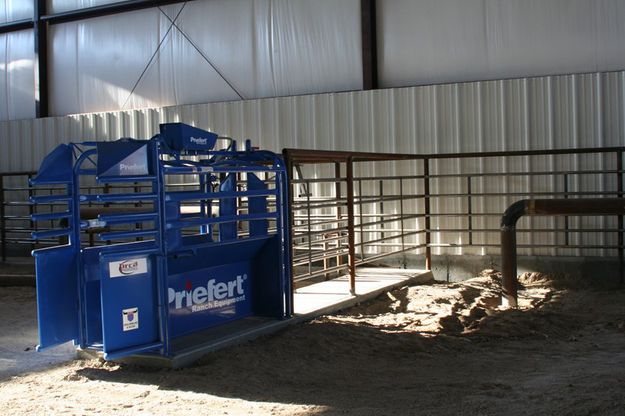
[2,270,625,415]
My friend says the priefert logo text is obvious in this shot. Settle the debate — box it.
[168,275,246,310]
[190,136,208,145]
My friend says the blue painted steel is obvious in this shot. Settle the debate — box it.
[167,213,278,230]
[159,122,218,151]
[30,194,72,204]
[34,246,79,350]
[97,212,158,225]
[103,341,164,360]
[100,253,160,354]
[165,189,277,201]
[98,175,157,183]
[96,140,151,178]
[247,173,268,236]
[168,261,252,338]
[31,228,71,240]
[98,230,159,241]
[95,193,158,202]
[30,211,72,222]
[30,122,292,362]
[218,173,237,241]
[29,144,73,185]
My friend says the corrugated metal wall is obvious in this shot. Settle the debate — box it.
[1,70,623,172]
[1,70,623,258]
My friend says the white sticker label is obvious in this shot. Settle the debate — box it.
[109,257,148,278]
[122,308,139,331]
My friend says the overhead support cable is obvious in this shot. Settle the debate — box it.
[157,7,245,100]
[121,2,188,110]
[361,0,378,90]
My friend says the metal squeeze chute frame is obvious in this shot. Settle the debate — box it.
[29,123,292,360]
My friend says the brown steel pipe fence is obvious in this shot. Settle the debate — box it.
[283,147,625,294]
[1,171,41,261]
[3,147,625,299]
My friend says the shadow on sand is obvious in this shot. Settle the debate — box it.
[71,273,625,414]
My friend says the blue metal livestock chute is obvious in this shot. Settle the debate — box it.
[29,123,292,363]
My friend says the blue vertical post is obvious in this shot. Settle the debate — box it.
[153,141,170,356]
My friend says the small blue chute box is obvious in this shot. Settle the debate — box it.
[159,122,218,151]
[29,123,292,364]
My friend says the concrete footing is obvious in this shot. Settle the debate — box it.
[382,253,621,284]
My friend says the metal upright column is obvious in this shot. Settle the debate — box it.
[346,158,356,295]
[467,176,473,246]
[283,153,296,309]
[0,175,5,261]
[34,0,49,117]
[335,163,343,274]
[423,158,432,270]
[618,151,624,284]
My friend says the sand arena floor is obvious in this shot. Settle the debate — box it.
[1,270,625,415]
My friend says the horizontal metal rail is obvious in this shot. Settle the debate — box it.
[284,146,625,294]
[0,168,282,259]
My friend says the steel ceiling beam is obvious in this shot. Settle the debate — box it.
[41,0,191,25]
[0,19,33,35]
[35,0,49,118]
[361,0,378,90]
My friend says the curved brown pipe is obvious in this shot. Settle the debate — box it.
[501,198,625,307]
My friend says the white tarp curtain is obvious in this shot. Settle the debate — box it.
[49,0,362,117]
[378,0,625,88]
[0,29,36,121]
[0,0,33,24]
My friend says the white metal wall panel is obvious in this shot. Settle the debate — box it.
[0,0,33,24]
[48,0,362,116]
[2,71,623,169]
[378,0,625,88]
[1,71,623,257]
[0,29,36,121]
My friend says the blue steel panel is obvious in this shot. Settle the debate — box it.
[84,282,102,345]
[34,246,79,350]
[251,236,284,318]
[165,201,183,250]
[30,144,73,185]
[81,248,103,344]
[99,254,160,354]
[159,123,218,151]
[96,140,151,177]
[167,261,253,338]
[219,173,237,241]
[247,173,268,236]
